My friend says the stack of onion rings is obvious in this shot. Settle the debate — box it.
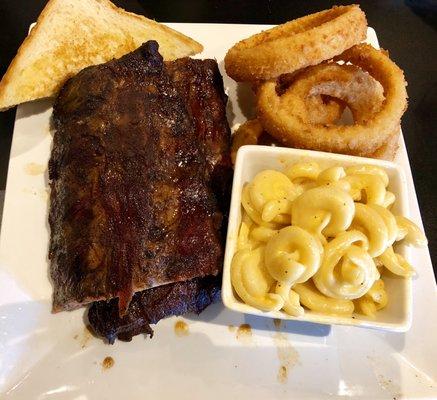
[225,5,407,161]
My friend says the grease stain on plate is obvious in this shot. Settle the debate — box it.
[236,323,252,343]
[367,355,402,398]
[40,188,50,201]
[102,356,114,370]
[80,325,94,349]
[21,188,38,196]
[273,318,282,329]
[277,365,288,384]
[228,324,236,332]
[21,187,49,201]
[24,162,46,176]
[174,320,189,337]
[273,331,299,384]
[45,124,53,136]
[277,156,288,165]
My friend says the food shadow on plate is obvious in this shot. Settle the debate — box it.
[235,81,257,120]
[217,60,236,128]
[12,99,54,158]
[218,60,255,124]
[43,153,53,291]
[225,90,236,128]
[184,301,331,338]
[15,98,53,119]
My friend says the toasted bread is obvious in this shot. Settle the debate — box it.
[0,0,203,110]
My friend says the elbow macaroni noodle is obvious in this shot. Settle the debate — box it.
[231,247,284,311]
[351,203,390,257]
[395,215,428,247]
[292,186,355,241]
[231,162,427,318]
[343,173,387,205]
[294,281,354,316]
[313,230,380,300]
[354,279,388,317]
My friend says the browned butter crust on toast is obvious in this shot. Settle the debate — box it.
[49,41,232,315]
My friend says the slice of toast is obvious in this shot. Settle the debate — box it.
[0,0,203,110]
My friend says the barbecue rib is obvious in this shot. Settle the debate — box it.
[49,41,232,318]
[89,275,221,343]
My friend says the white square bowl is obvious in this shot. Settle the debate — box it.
[222,145,412,332]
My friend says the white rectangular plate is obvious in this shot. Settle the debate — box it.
[0,24,436,399]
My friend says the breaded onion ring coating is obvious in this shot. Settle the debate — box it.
[304,65,384,125]
[231,92,344,162]
[257,44,407,156]
[367,128,400,160]
[224,5,367,82]
[231,119,264,163]
[267,72,347,125]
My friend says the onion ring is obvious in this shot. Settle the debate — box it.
[257,44,407,156]
[303,64,384,124]
[276,73,347,125]
[231,119,264,163]
[367,128,399,160]
[231,95,344,162]
[277,63,398,160]
[224,5,367,82]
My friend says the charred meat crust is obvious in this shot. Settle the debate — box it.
[49,41,231,315]
[88,275,221,343]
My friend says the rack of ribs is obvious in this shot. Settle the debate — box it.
[48,40,232,341]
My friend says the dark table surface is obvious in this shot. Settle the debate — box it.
[0,0,435,278]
